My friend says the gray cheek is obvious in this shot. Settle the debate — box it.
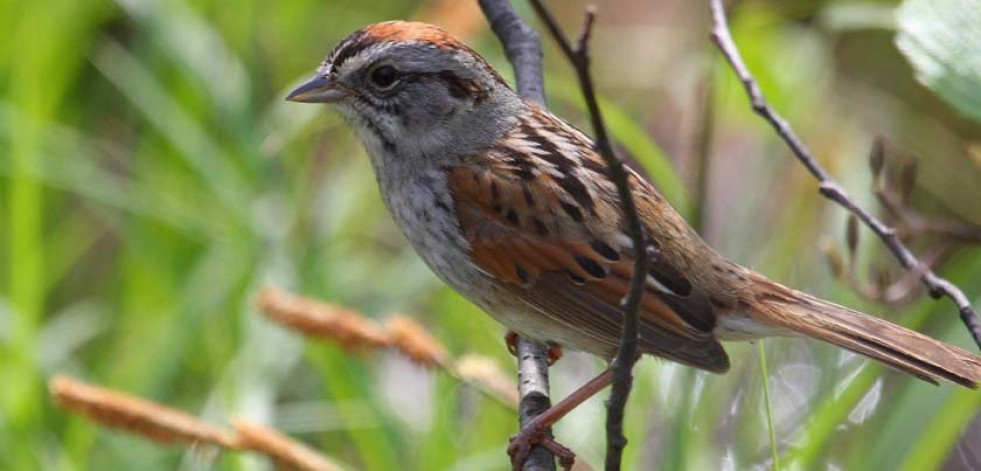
[399,88,458,129]
[375,111,404,137]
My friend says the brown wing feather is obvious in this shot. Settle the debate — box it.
[446,145,729,372]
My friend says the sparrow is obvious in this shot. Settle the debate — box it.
[287,21,981,469]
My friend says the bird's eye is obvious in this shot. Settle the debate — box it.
[369,65,400,90]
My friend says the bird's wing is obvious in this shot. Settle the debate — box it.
[445,107,729,372]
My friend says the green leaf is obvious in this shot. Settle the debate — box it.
[896,0,981,123]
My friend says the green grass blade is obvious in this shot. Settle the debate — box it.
[897,388,981,471]
[758,341,780,471]
[91,39,252,217]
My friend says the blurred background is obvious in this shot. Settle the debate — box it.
[2,0,981,469]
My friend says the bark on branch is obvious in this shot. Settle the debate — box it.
[523,3,649,470]
[479,1,651,470]
[476,1,556,470]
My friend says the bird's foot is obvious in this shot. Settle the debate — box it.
[507,424,576,471]
[505,331,563,366]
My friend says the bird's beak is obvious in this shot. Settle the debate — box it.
[286,74,346,103]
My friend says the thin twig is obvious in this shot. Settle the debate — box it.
[707,0,981,350]
[475,2,556,469]
[526,2,651,470]
[876,189,981,244]
[825,240,957,305]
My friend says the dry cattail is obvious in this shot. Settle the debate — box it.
[385,315,449,368]
[452,354,519,408]
[258,287,390,351]
[235,419,345,471]
[257,289,522,414]
[49,376,236,448]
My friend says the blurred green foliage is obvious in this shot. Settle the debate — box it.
[1,0,980,470]
[897,0,981,123]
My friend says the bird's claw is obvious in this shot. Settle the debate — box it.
[545,343,563,366]
[506,331,520,357]
[505,331,563,366]
[507,426,576,471]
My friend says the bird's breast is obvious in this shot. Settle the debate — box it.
[378,168,611,353]
[380,169,502,304]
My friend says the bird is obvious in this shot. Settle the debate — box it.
[287,20,981,470]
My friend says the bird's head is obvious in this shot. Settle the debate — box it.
[287,21,522,161]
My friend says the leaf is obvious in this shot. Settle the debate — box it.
[896,0,981,123]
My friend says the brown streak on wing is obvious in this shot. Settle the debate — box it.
[447,162,729,372]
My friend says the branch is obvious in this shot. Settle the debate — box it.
[476,2,555,469]
[514,337,558,471]
[526,2,650,470]
[707,0,981,351]
[478,0,546,106]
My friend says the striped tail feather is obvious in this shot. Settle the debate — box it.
[749,287,981,388]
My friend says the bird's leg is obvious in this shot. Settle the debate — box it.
[505,331,520,357]
[505,331,564,365]
[507,368,614,471]
[545,342,564,365]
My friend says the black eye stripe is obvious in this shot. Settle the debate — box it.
[379,70,481,101]
[350,69,480,119]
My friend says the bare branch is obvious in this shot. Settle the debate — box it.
[514,337,559,471]
[707,0,981,350]
[526,2,650,470]
[477,1,556,469]
[478,0,546,106]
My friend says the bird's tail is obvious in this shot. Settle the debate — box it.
[747,278,981,388]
